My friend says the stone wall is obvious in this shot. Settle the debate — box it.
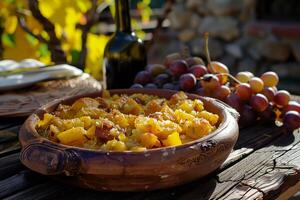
[164,0,300,91]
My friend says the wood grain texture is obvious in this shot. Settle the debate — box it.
[0,125,21,157]
[0,97,300,199]
[215,130,300,200]
[0,153,23,180]
[0,170,44,199]
[0,75,101,117]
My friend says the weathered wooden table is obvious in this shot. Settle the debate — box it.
[1,98,300,200]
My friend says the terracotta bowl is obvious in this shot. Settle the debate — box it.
[19,89,239,191]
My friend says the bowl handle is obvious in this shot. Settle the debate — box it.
[20,140,81,176]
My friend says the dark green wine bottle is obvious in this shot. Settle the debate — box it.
[103,0,147,89]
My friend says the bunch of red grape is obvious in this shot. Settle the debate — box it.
[131,32,300,132]
[131,52,300,132]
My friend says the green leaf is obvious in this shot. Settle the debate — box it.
[2,33,15,47]
[71,49,80,64]
[38,43,50,57]
[26,34,38,46]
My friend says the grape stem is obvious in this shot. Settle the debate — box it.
[196,73,242,85]
[204,32,216,73]
[219,73,242,84]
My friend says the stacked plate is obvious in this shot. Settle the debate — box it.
[0,59,83,92]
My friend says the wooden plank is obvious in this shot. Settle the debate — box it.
[0,140,20,158]
[0,170,45,199]
[0,125,20,144]
[1,125,285,200]
[0,116,297,199]
[0,118,24,130]
[221,124,282,169]
[212,130,300,200]
[0,125,21,157]
[0,153,23,180]
[3,182,65,200]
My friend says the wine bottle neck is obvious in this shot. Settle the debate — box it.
[115,0,132,33]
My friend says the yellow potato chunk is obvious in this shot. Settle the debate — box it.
[62,118,84,130]
[122,98,143,115]
[169,91,188,105]
[57,127,87,145]
[49,125,60,135]
[105,139,127,151]
[144,99,163,115]
[80,116,92,129]
[162,132,182,147]
[135,116,163,134]
[193,99,204,111]
[160,104,176,121]
[118,133,127,142]
[38,113,54,128]
[71,97,100,112]
[86,125,96,139]
[197,111,219,125]
[183,118,213,139]
[178,100,193,113]
[158,120,182,139]
[174,109,195,123]
[139,133,160,148]
[114,111,129,128]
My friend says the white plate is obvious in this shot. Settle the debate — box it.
[0,64,83,92]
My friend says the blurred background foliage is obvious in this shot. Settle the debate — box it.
[0,0,158,80]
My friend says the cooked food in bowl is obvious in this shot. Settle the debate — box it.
[37,91,219,151]
[20,89,239,191]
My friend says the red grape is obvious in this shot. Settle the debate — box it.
[274,90,291,107]
[250,94,269,112]
[162,83,175,90]
[235,83,252,101]
[249,77,264,93]
[225,93,244,112]
[215,85,231,100]
[282,101,300,114]
[200,74,220,91]
[235,71,254,83]
[153,73,171,88]
[147,64,166,77]
[260,71,279,87]
[185,57,205,67]
[164,53,182,68]
[239,105,257,127]
[134,71,152,85]
[208,61,229,74]
[130,83,143,89]
[261,87,276,101]
[283,111,300,132]
[173,83,181,91]
[169,60,188,78]
[145,83,158,89]
[259,105,276,124]
[179,73,196,91]
[188,65,207,78]
[208,61,229,84]
[195,88,206,96]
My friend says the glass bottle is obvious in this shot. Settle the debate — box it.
[103,0,147,89]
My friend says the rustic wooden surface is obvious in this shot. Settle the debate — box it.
[0,99,300,199]
[0,74,102,117]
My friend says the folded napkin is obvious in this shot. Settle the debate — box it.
[0,59,83,91]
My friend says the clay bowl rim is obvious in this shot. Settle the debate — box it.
[21,89,239,155]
